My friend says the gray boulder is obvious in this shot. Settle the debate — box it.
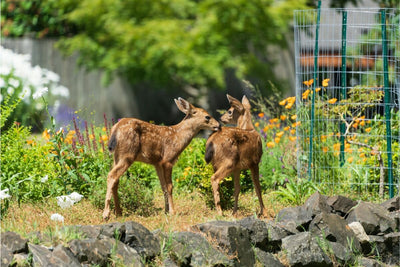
[380,196,399,212]
[304,192,332,216]
[238,216,269,250]
[28,243,81,267]
[254,248,284,267]
[169,231,233,267]
[347,201,396,234]
[309,212,361,252]
[282,232,333,267]
[1,231,28,254]
[265,220,293,252]
[194,221,255,267]
[327,195,357,215]
[1,245,13,267]
[276,205,313,231]
[123,221,160,259]
[69,236,143,267]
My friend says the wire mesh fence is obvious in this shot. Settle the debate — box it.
[294,7,399,199]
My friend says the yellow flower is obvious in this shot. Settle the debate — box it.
[365,127,372,133]
[254,122,260,127]
[292,121,301,128]
[269,118,279,124]
[290,129,296,135]
[285,103,294,109]
[360,153,366,158]
[279,99,287,106]
[322,78,330,87]
[333,143,340,151]
[320,135,327,142]
[347,157,354,163]
[263,126,269,132]
[287,96,296,104]
[289,136,296,142]
[266,142,275,148]
[258,113,265,118]
[291,114,297,120]
[284,126,290,131]
[315,87,321,92]
[102,127,107,132]
[280,115,287,121]
[276,131,284,138]
[328,98,337,104]
[303,79,314,87]
[302,89,311,99]
[274,137,281,144]
[101,135,109,142]
[322,147,328,153]
[26,140,35,146]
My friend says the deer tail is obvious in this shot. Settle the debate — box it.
[108,131,117,152]
[205,141,214,164]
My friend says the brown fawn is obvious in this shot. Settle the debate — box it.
[103,97,220,220]
[205,94,265,216]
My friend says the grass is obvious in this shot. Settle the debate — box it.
[1,188,286,237]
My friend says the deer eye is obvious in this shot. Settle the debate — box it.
[228,110,232,115]
[205,116,211,121]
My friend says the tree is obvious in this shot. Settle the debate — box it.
[52,0,309,95]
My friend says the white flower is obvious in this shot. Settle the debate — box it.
[0,188,11,200]
[8,78,20,88]
[51,85,69,98]
[32,86,48,99]
[68,192,83,203]
[56,195,75,209]
[50,213,64,223]
[40,175,48,183]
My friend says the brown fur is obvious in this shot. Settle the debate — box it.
[103,98,220,220]
[206,95,265,216]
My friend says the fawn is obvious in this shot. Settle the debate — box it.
[103,97,220,220]
[205,94,265,216]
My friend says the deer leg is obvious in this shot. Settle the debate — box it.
[250,166,265,216]
[163,163,175,215]
[232,170,241,216]
[211,167,232,216]
[155,165,170,213]
[103,158,133,220]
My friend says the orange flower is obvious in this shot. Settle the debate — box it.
[279,99,287,106]
[322,147,328,153]
[254,122,260,127]
[290,129,296,135]
[289,136,297,142]
[322,78,330,87]
[269,118,279,124]
[284,126,290,131]
[365,127,372,133]
[258,113,265,118]
[276,131,284,138]
[285,103,294,109]
[274,137,281,144]
[266,142,275,148]
[328,98,337,104]
[320,135,327,142]
[291,114,297,120]
[26,140,35,146]
[263,126,269,132]
[315,87,321,92]
[42,129,50,140]
[303,79,314,87]
[101,135,109,142]
[280,115,287,121]
[292,121,301,127]
[347,157,354,163]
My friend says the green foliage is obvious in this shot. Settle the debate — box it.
[0,0,76,38]
[52,0,308,91]
[273,177,319,205]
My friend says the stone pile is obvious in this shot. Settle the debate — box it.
[1,193,399,266]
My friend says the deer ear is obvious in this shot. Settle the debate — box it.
[226,94,243,112]
[241,95,251,110]
[175,97,192,114]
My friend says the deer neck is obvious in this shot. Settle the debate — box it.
[237,112,255,130]
[171,119,200,147]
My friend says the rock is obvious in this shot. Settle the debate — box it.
[169,231,233,267]
[194,221,255,267]
[99,222,125,240]
[327,195,357,216]
[303,192,332,217]
[123,221,160,259]
[163,257,179,267]
[380,196,399,212]
[309,212,361,252]
[69,236,143,267]
[348,221,370,244]
[347,201,396,235]
[358,257,385,267]
[282,232,333,267]
[1,231,28,253]
[254,248,284,267]
[28,243,53,267]
[238,216,269,250]
[265,220,293,252]
[367,233,400,266]
[73,225,102,239]
[12,253,30,266]
[276,205,313,231]
[328,241,354,265]
[1,245,13,267]
[51,245,81,267]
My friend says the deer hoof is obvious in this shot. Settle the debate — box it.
[102,210,110,221]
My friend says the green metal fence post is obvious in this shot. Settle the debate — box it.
[308,0,321,180]
[381,10,394,198]
[340,11,347,167]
